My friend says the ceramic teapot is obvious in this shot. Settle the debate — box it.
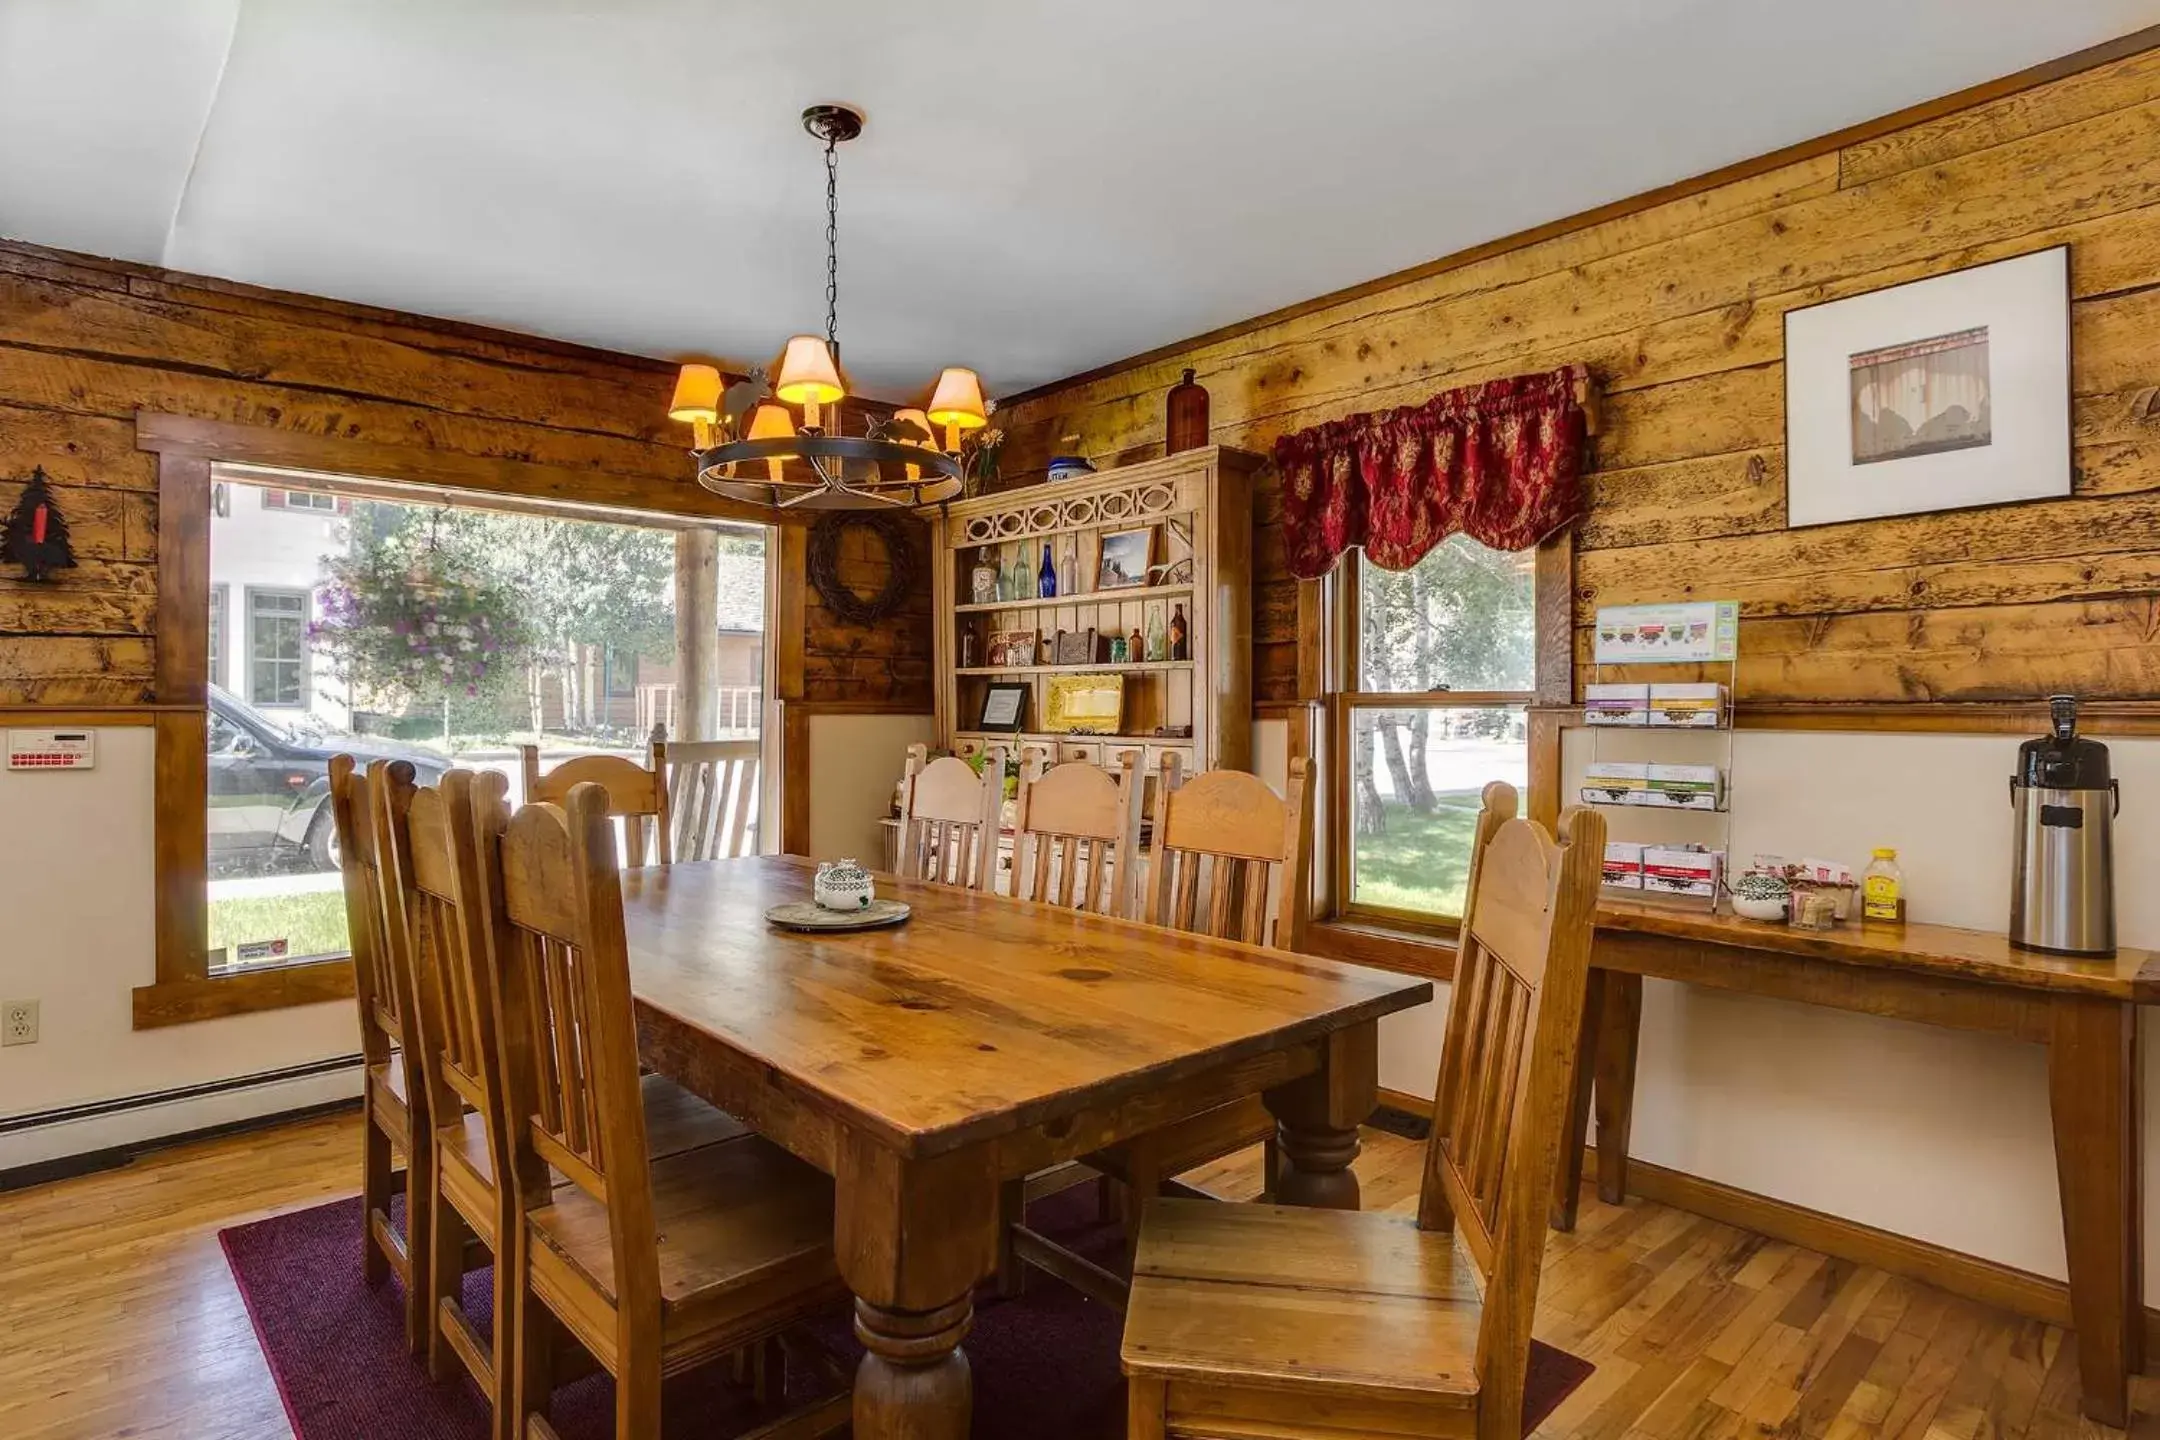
[814,858,875,912]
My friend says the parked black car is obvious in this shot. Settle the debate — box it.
[208,685,451,873]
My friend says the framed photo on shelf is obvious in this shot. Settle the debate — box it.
[991,629,1037,666]
[1784,245,2070,528]
[1096,526,1154,590]
[1045,674,1125,735]
[978,681,1028,733]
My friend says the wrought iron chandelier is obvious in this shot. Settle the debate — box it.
[667,105,982,509]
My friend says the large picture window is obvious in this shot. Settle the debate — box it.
[198,471,774,982]
[1335,535,1536,927]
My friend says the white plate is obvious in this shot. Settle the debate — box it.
[764,899,912,933]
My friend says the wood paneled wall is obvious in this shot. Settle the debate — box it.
[995,44,2160,707]
[0,239,928,709]
[800,520,933,707]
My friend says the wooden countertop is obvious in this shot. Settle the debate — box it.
[1596,897,2160,1002]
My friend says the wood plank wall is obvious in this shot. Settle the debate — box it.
[993,46,2160,707]
[0,239,929,710]
[799,519,933,706]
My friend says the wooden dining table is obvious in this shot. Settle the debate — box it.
[618,854,1432,1440]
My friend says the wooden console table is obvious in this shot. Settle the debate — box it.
[1560,900,2160,1427]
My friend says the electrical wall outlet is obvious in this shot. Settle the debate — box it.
[2,999,38,1047]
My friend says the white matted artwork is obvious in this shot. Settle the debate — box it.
[1783,245,2070,528]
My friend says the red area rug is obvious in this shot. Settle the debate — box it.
[220,1188,1591,1438]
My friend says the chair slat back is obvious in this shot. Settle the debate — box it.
[330,754,416,1063]
[896,743,1007,890]
[519,745,672,867]
[378,770,509,1147]
[1143,758,1311,949]
[1416,782,1604,1427]
[1012,753,1145,916]
[656,738,761,861]
[483,783,663,1317]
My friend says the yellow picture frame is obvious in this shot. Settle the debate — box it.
[1044,674,1126,734]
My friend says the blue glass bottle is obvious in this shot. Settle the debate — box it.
[1038,541,1057,598]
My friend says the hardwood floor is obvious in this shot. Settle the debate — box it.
[0,1110,2142,1439]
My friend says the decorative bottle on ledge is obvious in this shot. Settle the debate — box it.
[1038,540,1057,598]
[1165,368,1209,454]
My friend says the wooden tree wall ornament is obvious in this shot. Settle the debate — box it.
[806,512,919,626]
[1,468,76,582]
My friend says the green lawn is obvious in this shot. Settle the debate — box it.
[1351,789,1485,917]
[207,889,351,969]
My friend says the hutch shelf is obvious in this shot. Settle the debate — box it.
[924,445,1261,781]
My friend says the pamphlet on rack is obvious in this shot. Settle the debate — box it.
[1592,601,1740,664]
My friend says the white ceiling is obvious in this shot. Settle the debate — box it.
[4,1,2157,403]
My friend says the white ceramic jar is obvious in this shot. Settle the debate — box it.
[814,858,875,911]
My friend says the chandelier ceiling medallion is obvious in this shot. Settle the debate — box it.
[667,105,984,510]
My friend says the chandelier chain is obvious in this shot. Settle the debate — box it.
[823,135,840,349]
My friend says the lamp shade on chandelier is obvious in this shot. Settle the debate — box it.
[670,105,977,510]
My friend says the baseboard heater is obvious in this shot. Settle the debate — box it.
[0,1053,365,1192]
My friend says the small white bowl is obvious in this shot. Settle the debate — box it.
[1730,894,1788,922]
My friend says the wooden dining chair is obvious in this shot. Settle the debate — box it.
[895,741,1008,889]
[995,752,1150,1294]
[1091,757,1315,1225]
[376,769,758,1438]
[1010,751,1146,915]
[486,781,850,1440]
[1122,784,1607,1440]
[517,744,672,866]
[371,767,502,1404]
[654,738,760,861]
[328,753,431,1352]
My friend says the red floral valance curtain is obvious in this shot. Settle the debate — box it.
[1273,363,1591,580]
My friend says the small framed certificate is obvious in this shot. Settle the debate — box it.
[978,682,1028,733]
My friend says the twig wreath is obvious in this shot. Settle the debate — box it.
[807,511,919,626]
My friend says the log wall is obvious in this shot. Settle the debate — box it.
[0,239,930,710]
[994,46,2160,707]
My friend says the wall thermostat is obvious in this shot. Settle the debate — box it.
[8,729,96,771]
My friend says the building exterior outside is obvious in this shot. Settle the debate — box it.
[208,479,355,731]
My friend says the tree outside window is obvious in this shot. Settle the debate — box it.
[1343,535,1534,923]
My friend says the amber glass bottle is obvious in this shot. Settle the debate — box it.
[1166,368,1209,454]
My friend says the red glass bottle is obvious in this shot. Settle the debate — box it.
[1165,368,1209,454]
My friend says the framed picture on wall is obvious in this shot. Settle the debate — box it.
[1783,245,2070,528]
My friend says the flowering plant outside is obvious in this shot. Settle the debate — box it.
[310,550,535,704]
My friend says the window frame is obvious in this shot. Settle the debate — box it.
[261,487,348,514]
[134,419,784,1029]
[207,583,227,691]
[1319,534,1572,943]
[244,585,310,708]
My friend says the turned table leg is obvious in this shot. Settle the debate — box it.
[835,1135,998,1440]
[2047,996,2141,1428]
[853,1295,975,1439]
[1266,1022,1378,1211]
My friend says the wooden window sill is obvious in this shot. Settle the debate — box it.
[1303,919,1460,982]
[132,957,356,1029]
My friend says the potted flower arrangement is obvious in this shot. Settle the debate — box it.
[311,548,535,728]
